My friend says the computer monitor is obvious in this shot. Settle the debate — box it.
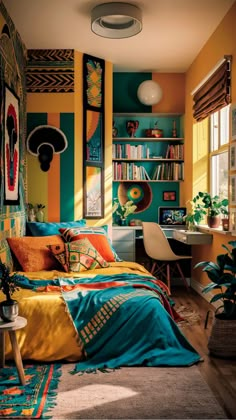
[158,206,187,227]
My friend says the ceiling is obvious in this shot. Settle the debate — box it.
[2,0,235,72]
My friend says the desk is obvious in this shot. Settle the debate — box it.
[112,226,213,262]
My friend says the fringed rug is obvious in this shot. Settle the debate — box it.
[0,363,61,418]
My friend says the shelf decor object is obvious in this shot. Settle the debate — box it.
[83,53,105,219]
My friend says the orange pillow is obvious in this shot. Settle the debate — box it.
[59,227,116,262]
[7,235,65,272]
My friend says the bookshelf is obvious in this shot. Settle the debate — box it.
[112,114,184,182]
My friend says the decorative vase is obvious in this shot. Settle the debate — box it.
[120,218,127,226]
[207,215,220,228]
[36,210,44,222]
[126,120,139,138]
[112,121,118,138]
[28,209,36,222]
[0,299,19,322]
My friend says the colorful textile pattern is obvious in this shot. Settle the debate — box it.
[47,243,67,272]
[0,239,14,271]
[0,363,61,418]
[57,274,201,373]
[85,58,103,108]
[59,226,122,262]
[65,238,110,272]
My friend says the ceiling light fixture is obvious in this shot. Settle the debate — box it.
[91,3,142,39]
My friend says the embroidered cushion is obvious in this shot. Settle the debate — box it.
[7,235,65,272]
[26,219,86,236]
[59,225,121,262]
[47,243,68,272]
[65,238,110,272]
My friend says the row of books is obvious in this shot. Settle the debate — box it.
[152,162,184,180]
[112,144,150,159]
[112,162,184,181]
[165,144,184,159]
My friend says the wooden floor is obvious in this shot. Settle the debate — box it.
[172,286,236,420]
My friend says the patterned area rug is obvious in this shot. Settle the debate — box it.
[0,363,61,418]
[176,304,202,326]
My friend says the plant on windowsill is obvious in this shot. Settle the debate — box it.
[0,261,20,322]
[185,192,229,229]
[112,198,137,226]
[194,240,236,357]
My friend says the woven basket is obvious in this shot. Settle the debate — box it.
[208,316,236,358]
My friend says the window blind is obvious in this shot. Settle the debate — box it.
[193,56,232,122]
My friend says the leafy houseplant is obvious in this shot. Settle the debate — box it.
[194,241,236,357]
[0,261,20,322]
[186,192,228,229]
[112,199,137,226]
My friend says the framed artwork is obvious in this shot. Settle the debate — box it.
[230,175,236,205]
[232,103,236,141]
[163,191,176,201]
[84,166,103,218]
[83,54,105,219]
[230,143,236,170]
[4,84,20,205]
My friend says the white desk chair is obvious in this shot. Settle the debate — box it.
[142,222,191,292]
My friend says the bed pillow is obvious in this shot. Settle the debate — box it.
[47,243,68,272]
[26,219,86,236]
[59,226,121,262]
[7,235,65,272]
[0,239,14,271]
[65,238,110,272]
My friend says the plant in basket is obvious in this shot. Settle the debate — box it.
[194,240,236,358]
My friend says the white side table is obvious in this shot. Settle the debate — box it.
[0,316,27,385]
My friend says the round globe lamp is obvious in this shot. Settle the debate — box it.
[137,80,163,105]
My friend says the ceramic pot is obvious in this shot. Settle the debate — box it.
[36,210,44,222]
[207,215,220,228]
[0,299,19,322]
[120,218,127,226]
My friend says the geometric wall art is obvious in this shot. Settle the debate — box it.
[83,54,105,219]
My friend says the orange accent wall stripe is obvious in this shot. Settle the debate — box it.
[47,113,60,222]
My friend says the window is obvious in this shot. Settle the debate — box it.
[210,105,229,199]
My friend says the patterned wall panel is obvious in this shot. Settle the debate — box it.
[0,1,27,239]
[27,49,74,93]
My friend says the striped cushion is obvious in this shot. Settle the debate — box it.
[59,225,122,262]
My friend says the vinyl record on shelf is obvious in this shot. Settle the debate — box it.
[118,182,152,213]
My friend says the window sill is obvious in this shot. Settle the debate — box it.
[197,225,232,235]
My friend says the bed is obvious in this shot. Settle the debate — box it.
[0,222,201,372]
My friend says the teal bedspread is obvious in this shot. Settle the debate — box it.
[58,274,202,372]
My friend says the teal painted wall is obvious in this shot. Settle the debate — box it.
[113,72,181,224]
[113,72,152,113]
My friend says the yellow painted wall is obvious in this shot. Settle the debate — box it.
[185,2,236,286]
[27,52,113,227]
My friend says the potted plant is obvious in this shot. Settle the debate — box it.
[186,192,228,229]
[0,262,20,322]
[194,240,236,357]
[112,198,137,226]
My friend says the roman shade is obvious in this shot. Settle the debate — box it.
[193,55,232,122]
